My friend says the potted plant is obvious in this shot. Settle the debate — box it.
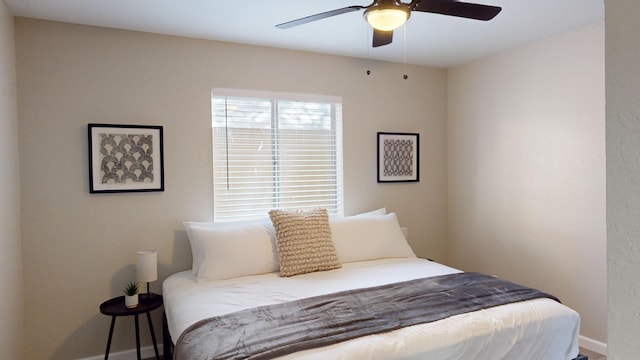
[123,281,139,308]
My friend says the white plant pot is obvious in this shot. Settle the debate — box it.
[125,294,138,308]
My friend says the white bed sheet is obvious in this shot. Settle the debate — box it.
[163,258,581,360]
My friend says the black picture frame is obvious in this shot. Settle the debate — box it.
[377,132,419,183]
[88,123,164,193]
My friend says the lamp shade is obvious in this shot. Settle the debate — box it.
[137,250,157,283]
[365,7,410,31]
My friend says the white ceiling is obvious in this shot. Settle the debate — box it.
[5,0,604,68]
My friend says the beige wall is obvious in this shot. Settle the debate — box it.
[15,18,447,359]
[447,22,606,347]
[0,2,24,359]
[606,0,640,358]
[14,14,611,360]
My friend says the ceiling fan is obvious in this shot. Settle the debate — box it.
[276,0,502,48]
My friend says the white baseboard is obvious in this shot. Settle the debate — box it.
[77,344,163,360]
[579,335,607,356]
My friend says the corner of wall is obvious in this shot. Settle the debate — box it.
[0,1,25,359]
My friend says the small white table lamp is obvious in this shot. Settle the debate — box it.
[137,250,157,299]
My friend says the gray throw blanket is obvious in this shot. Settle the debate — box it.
[174,272,559,360]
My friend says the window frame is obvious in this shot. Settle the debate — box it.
[211,88,344,222]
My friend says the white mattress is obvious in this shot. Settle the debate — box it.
[163,258,581,360]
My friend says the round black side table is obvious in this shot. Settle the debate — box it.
[99,293,163,360]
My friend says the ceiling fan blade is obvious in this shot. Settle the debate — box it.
[276,6,365,29]
[413,0,501,21]
[372,29,394,47]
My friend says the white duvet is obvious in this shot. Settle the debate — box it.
[163,258,581,360]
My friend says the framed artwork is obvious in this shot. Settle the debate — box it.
[88,123,164,193]
[377,132,419,183]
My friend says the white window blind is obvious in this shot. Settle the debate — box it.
[211,89,344,222]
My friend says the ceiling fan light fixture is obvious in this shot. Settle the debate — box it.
[365,7,410,31]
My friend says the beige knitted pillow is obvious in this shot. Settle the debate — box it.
[268,208,341,277]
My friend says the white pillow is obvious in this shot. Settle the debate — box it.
[354,207,387,217]
[330,212,416,263]
[183,219,278,281]
[184,218,271,275]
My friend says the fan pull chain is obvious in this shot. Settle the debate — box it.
[403,23,408,80]
[366,24,372,76]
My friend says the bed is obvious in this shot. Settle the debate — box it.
[163,209,585,360]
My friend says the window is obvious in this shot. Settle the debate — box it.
[211,89,344,222]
